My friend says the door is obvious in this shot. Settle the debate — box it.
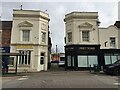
[67,56,75,67]
[40,52,45,70]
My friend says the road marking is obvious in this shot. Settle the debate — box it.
[113,83,120,86]
[22,76,29,78]
[17,77,28,81]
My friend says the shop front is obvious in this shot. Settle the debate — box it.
[65,44,101,70]
[101,49,120,66]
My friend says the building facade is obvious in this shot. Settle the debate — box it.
[0,21,12,71]
[10,10,50,72]
[99,21,120,66]
[64,12,120,70]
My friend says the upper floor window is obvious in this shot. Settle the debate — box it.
[41,32,46,43]
[110,37,115,47]
[82,31,89,42]
[22,30,30,42]
[68,32,72,42]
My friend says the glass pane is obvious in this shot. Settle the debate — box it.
[88,56,98,67]
[28,51,31,65]
[111,56,117,63]
[8,57,14,65]
[104,56,111,65]
[118,55,120,60]
[41,32,46,42]
[23,30,30,41]
[67,56,71,67]
[78,55,87,67]
[72,56,74,67]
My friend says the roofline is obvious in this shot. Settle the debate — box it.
[65,11,98,16]
[13,9,49,15]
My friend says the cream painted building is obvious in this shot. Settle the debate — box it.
[64,12,100,45]
[99,25,120,49]
[64,12,120,70]
[10,9,50,72]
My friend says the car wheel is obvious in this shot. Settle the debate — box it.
[113,68,119,75]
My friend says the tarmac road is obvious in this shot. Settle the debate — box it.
[2,70,120,89]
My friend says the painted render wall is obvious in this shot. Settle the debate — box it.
[99,25,119,49]
[10,10,49,72]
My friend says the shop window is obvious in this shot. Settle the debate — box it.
[118,55,120,60]
[105,56,111,65]
[78,55,98,67]
[111,55,117,63]
[18,50,31,65]
[104,55,118,65]
[78,55,87,67]
[88,56,98,67]
[72,56,74,67]
[8,57,14,66]
[67,56,71,66]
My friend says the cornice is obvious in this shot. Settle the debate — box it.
[13,14,50,21]
[11,43,48,47]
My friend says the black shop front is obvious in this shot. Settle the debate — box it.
[65,44,120,71]
[65,44,101,70]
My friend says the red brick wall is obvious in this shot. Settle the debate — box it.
[2,29,11,47]
[52,54,60,61]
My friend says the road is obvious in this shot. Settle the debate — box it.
[2,69,120,89]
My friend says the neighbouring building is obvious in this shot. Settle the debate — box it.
[0,21,12,71]
[51,53,60,62]
[51,53,65,62]
[64,12,120,70]
[59,53,65,61]
[10,9,50,72]
[99,21,120,66]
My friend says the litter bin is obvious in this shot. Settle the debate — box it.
[93,64,100,72]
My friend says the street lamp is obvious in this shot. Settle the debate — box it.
[56,45,57,54]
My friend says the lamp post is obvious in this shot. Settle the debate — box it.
[56,45,57,54]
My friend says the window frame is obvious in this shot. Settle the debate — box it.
[68,32,72,42]
[22,30,30,42]
[110,37,116,47]
[82,31,90,42]
[18,50,31,65]
[41,32,46,43]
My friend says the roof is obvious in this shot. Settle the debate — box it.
[114,21,120,28]
[0,21,13,30]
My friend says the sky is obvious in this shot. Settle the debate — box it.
[0,0,119,53]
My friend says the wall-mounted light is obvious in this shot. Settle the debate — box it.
[97,21,101,26]
[104,41,108,47]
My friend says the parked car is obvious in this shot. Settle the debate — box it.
[103,60,120,75]
[58,61,65,67]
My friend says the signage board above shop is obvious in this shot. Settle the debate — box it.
[79,47,95,50]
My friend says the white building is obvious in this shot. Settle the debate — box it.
[10,9,50,72]
[64,12,120,70]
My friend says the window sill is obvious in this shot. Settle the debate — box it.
[18,65,30,67]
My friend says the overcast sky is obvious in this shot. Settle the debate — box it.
[1,1,119,53]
